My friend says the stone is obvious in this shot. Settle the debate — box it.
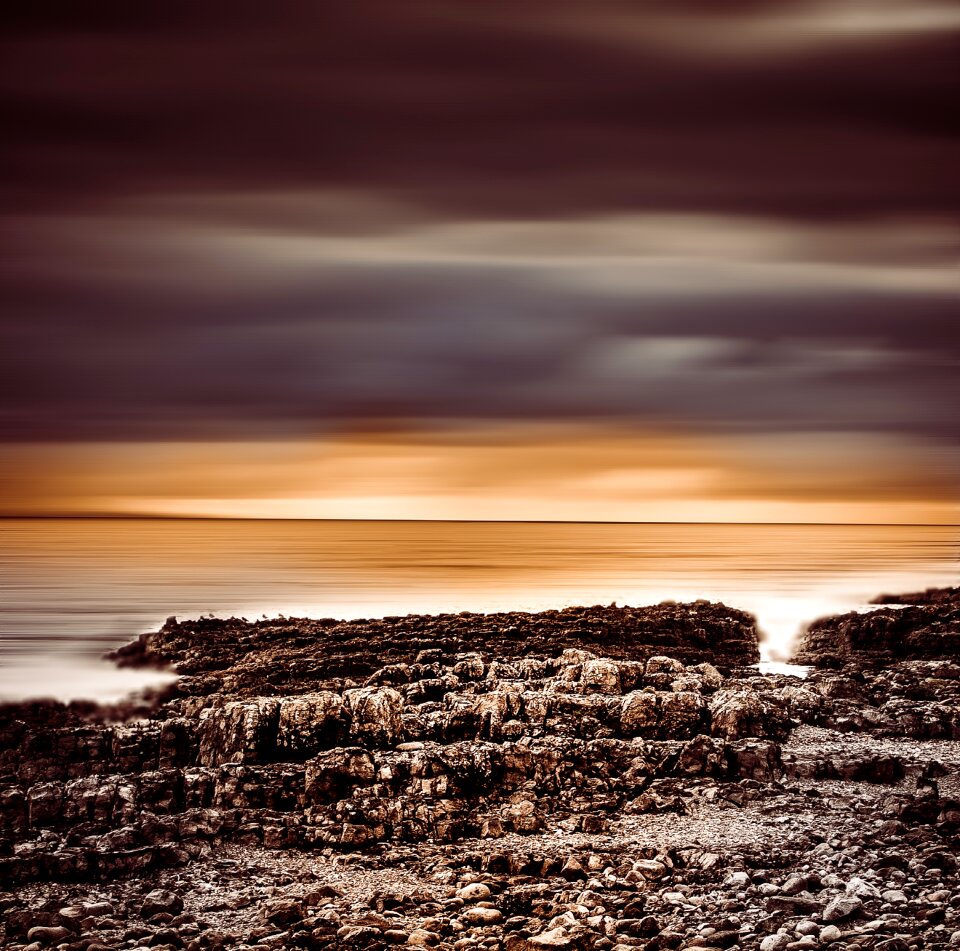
[56,905,84,931]
[457,883,492,902]
[197,698,280,766]
[150,927,185,948]
[345,686,406,746]
[26,927,73,946]
[528,927,574,948]
[822,895,863,922]
[620,691,658,736]
[6,594,960,951]
[709,688,771,740]
[141,889,185,920]
[633,859,667,881]
[277,692,348,756]
[462,906,503,925]
[646,656,685,676]
[659,691,705,738]
[782,874,809,896]
[338,925,385,945]
[408,929,440,946]
[580,659,622,695]
[263,896,303,925]
[760,937,791,951]
[846,877,880,899]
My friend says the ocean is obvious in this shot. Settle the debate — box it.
[0,518,956,702]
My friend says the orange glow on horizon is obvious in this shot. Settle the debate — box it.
[1,425,957,524]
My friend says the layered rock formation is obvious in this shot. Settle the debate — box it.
[793,586,960,667]
[107,602,760,696]
[2,596,959,951]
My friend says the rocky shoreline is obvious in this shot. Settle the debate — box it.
[2,590,959,951]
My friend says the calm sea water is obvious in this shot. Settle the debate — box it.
[0,518,957,701]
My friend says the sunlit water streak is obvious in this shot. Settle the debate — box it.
[0,519,956,701]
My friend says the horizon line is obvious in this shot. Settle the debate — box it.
[1,514,958,527]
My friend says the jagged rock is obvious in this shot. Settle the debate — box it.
[277,692,348,757]
[110,600,762,692]
[822,894,862,922]
[659,690,706,738]
[198,699,279,766]
[728,739,781,781]
[141,888,184,919]
[344,686,405,746]
[647,656,685,676]
[620,691,658,737]
[794,588,960,664]
[579,658,623,695]
[262,895,303,925]
[527,926,574,947]
[692,662,724,691]
[305,748,375,801]
[709,688,773,740]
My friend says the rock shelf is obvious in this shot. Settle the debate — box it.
[2,593,959,950]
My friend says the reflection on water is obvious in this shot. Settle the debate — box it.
[0,519,956,701]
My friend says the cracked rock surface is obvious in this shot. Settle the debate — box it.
[2,594,959,950]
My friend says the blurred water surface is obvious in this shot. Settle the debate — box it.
[0,518,956,701]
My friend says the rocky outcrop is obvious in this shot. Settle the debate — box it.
[794,586,960,665]
[108,600,761,694]
[2,596,960,951]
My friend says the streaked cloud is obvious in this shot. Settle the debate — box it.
[1,428,957,523]
[1,2,957,520]
[511,1,960,59]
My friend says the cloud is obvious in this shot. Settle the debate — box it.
[505,1,960,59]
[3,1,959,220]
[1,3,957,521]
[1,202,958,445]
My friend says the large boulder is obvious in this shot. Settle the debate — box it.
[659,690,706,738]
[344,686,405,747]
[621,691,659,737]
[579,658,623,695]
[304,748,376,801]
[197,699,280,766]
[277,692,349,758]
[709,688,773,740]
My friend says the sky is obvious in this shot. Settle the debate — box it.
[2,1,959,522]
